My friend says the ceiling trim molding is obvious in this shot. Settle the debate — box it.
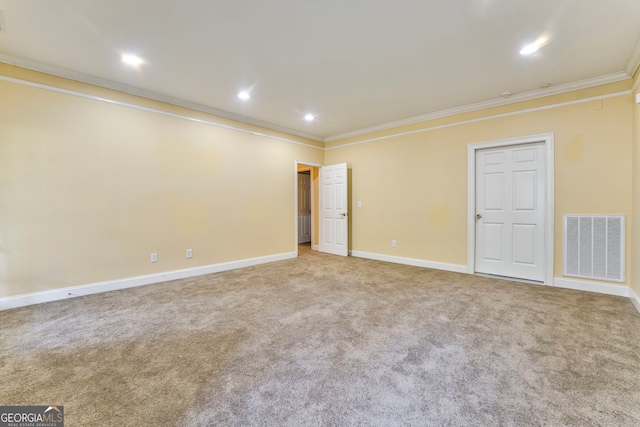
[0,53,324,143]
[624,33,640,77]
[0,75,324,151]
[1,53,635,145]
[325,90,631,151]
[633,70,640,93]
[324,72,630,143]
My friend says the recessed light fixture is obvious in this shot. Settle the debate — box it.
[122,54,144,66]
[238,91,250,100]
[520,43,540,55]
[304,114,314,121]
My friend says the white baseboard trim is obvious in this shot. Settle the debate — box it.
[0,251,296,311]
[553,277,630,297]
[629,288,640,314]
[312,245,319,251]
[350,250,468,274]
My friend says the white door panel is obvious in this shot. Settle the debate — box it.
[320,163,348,256]
[484,173,504,210]
[483,223,504,261]
[513,171,536,210]
[512,224,536,264]
[475,143,545,281]
[298,214,311,243]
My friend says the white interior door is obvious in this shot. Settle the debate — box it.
[320,163,348,256]
[297,172,311,244]
[475,143,546,281]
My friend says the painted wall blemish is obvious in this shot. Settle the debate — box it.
[564,134,584,164]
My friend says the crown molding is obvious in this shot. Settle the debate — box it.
[0,53,324,143]
[624,32,640,77]
[324,72,631,143]
[325,90,630,151]
[2,53,634,147]
[0,75,324,151]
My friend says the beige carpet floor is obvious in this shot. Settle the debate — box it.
[1,244,639,426]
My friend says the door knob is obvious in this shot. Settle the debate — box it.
[340,212,347,217]
[476,214,482,219]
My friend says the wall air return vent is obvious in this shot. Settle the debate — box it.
[564,215,625,283]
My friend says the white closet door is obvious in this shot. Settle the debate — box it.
[475,143,546,281]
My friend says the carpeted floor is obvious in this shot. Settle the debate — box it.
[1,244,639,426]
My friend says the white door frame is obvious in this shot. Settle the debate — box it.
[467,133,555,285]
[295,161,321,255]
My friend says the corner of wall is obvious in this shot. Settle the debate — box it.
[630,287,640,314]
[631,76,640,305]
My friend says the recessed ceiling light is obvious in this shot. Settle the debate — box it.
[520,43,540,55]
[122,54,143,66]
[238,91,250,100]
[304,114,314,121]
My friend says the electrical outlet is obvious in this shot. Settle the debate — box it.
[186,249,193,259]
[391,240,397,248]
[357,201,362,208]
[151,253,158,263]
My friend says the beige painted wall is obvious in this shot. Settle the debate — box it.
[326,95,634,285]
[0,71,322,298]
[632,80,640,296]
[1,62,637,299]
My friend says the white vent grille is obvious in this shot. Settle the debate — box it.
[564,215,625,282]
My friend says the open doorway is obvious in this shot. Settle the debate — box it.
[295,162,320,256]
[298,170,311,244]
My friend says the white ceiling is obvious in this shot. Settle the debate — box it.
[1,0,639,141]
